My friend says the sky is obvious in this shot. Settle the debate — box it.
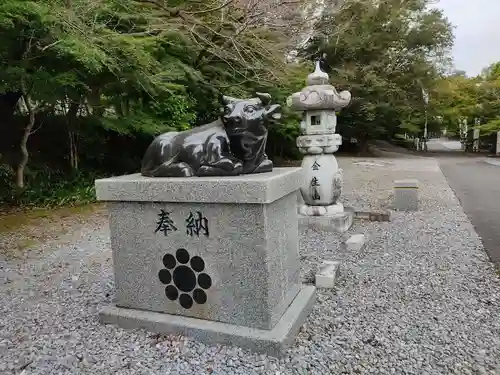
[432,0,500,76]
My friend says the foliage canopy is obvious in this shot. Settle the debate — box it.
[0,0,464,206]
[305,0,454,145]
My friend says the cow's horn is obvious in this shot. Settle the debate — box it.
[256,92,271,106]
[222,95,239,105]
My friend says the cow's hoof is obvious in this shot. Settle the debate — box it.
[253,159,273,173]
[232,162,244,175]
[197,165,236,176]
[150,162,194,177]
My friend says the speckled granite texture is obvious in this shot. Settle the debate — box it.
[393,179,419,211]
[99,285,316,356]
[95,168,304,204]
[97,168,307,331]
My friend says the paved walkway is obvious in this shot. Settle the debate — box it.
[439,157,500,266]
[483,158,500,167]
[427,139,462,151]
[421,140,500,266]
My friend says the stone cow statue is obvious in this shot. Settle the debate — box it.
[140,93,281,177]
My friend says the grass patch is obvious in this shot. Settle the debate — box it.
[0,203,104,233]
[0,165,98,208]
[16,238,38,250]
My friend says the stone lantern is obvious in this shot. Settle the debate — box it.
[288,61,351,218]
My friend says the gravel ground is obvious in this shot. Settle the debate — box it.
[1,157,500,375]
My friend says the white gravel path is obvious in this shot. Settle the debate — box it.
[1,157,500,375]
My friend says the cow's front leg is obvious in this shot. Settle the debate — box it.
[250,154,273,174]
[197,158,243,176]
[151,162,194,177]
[200,136,244,176]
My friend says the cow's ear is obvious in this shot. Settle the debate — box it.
[222,95,239,105]
[256,92,271,106]
[266,104,281,120]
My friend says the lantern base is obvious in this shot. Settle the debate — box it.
[298,203,344,216]
[298,205,354,233]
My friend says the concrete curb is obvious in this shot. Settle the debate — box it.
[484,159,500,167]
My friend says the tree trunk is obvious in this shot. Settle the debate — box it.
[358,138,369,155]
[67,101,80,170]
[16,93,36,189]
[88,86,104,116]
[68,130,78,170]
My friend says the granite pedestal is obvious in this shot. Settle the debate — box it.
[95,168,315,354]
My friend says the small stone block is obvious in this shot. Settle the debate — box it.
[379,212,391,222]
[346,234,366,251]
[99,285,316,356]
[354,211,391,222]
[394,179,419,189]
[393,179,418,211]
[315,261,340,288]
[354,211,370,220]
[298,210,353,233]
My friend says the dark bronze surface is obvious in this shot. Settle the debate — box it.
[140,93,281,177]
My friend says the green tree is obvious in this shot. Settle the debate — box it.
[304,0,453,149]
[0,0,298,193]
[432,62,500,139]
